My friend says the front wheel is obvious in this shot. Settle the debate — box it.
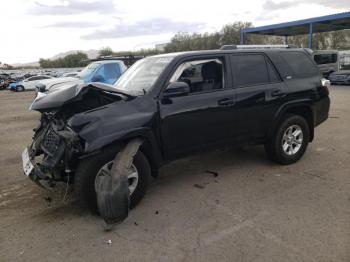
[16,85,24,92]
[74,148,150,213]
[265,114,310,165]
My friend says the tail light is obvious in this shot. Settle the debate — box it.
[321,78,330,95]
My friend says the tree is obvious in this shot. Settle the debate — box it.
[99,47,114,57]
[39,52,88,68]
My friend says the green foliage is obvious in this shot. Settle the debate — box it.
[39,52,88,68]
[99,47,114,57]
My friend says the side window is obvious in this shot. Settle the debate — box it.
[26,77,37,81]
[231,54,270,87]
[314,53,338,65]
[280,51,319,78]
[266,60,280,83]
[169,58,224,94]
[34,76,49,80]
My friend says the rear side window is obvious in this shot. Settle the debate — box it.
[314,53,338,65]
[280,51,319,78]
[231,54,278,87]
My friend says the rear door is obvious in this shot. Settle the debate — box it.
[230,53,287,141]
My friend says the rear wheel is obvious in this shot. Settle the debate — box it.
[265,114,310,165]
[74,148,150,213]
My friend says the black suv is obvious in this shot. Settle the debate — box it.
[23,46,330,212]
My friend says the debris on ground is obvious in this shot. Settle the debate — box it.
[106,240,112,245]
[193,184,205,189]
[205,170,219,177]
[44,196,52,202]
[154,210,159,215]
[134,222,138,226]
[44,196,52,206]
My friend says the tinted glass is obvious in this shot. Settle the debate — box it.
[27,77,37,81]
[36,76,50,80]
[314,54,338,65]
[231,54,269,86]
[280,51,319,78]
[267,60,280,82]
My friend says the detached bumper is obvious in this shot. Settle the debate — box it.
[22,147,55,189]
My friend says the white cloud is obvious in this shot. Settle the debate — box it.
[0,0,347,64]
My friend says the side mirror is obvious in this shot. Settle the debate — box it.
[35,83,46,92]
[163,81,190,98]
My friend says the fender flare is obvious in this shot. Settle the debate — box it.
[81,127,163,177]
[267,100,315,141]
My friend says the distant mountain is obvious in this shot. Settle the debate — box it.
[10,61,40,68]
[50,49,99,60]
[10,49,100,67]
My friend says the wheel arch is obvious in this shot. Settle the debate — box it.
[85,130,162,178]
[269,103,315,142]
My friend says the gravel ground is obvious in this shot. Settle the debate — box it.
[0,87,349,262]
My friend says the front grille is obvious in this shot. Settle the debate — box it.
[41,127,61,156]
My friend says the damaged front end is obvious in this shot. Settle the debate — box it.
[23,83,132,189]
[25,113,81,188]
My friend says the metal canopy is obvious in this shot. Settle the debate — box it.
[240,12,350,48]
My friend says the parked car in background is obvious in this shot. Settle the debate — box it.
[0,73,20,90]
[328,70,350,85]
[61,72,79,78]
[9,75,54,91]
[40,60,127,92]
[312,50,339,78]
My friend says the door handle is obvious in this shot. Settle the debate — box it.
[218,98,235,106]
[271,90,286,97]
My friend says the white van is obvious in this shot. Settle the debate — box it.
[312,50,339,78]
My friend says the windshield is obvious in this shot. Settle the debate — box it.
[77,62,101,79]
[114,56,173,94]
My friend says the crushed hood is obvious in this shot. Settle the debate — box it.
[29,82,133,112]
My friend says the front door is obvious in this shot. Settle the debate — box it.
[159,56,236,159]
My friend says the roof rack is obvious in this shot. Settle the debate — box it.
[83,55,146,67]
[220,44,298,50]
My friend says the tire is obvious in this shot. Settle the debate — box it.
[265,114,310,165]
[16,86,24,92]
[74,147,150,213]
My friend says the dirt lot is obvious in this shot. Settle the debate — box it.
[0,87,349,262]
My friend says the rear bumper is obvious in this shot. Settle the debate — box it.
[314,96,330,127]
